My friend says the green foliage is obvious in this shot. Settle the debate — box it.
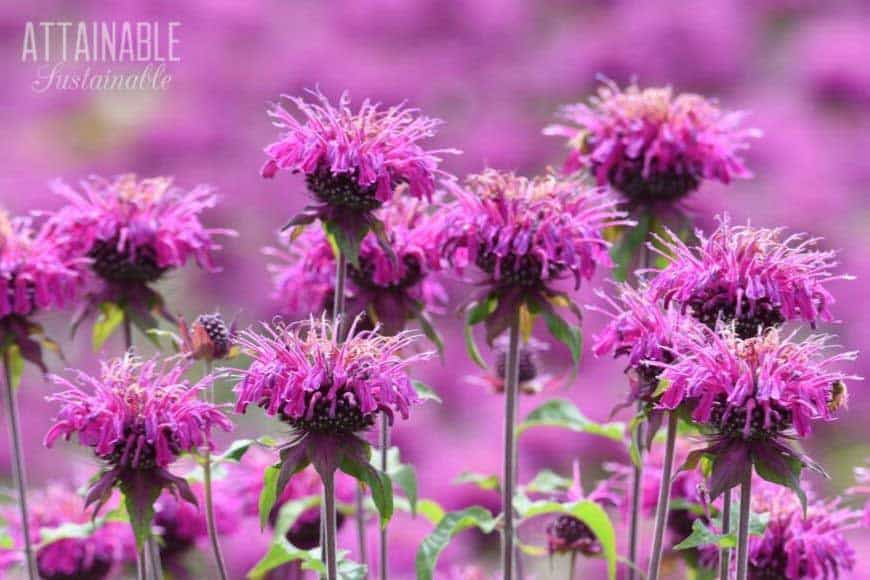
[517,399,625,442]
[92,302,124,350]
[415,506,498,580]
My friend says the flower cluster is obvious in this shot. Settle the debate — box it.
[443,170,627,293]
[261,90,456,235]
[0,210,85,320]
[545,463,619,556]
[0,485,134,580]
[703,482,861,579]
[656,325,857,497]
[44,354,233,515]
[545,80,759,206]
[592,283,701,410]
[266,198,447,334]
[648,216,848,338]
[234,315,426,434]
[48,174,234,323]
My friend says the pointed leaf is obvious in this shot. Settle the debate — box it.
[92,302,124,351]
[517,399,625,442]
[258,465,280,531]
[415,507,497,580]
[611,213,652,282]
[389,464,419,517]
[539,304,583,374]
[453,472,500,492]
[340,452,393,528]
[412,380,442,404]
[5,344,24,390]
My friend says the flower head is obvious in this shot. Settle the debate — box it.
[261,89,456,234]
[48,175,234,325]
[467,336,555,395]
[0,210,85,319]
[545,462,619,556]
[442,170,627,293]
[657,325,858,498]
[591,283,702,409]
[44,354,233,521]
[705,483,861,579]
[154,482,241,560]
[234,315,427,434]
[178,312,235,361]
[545,80,759,206]
[648,216,850,338]
[265,197,447,334]
[0,485,134,580]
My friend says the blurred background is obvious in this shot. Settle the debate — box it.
[2,0,869,577]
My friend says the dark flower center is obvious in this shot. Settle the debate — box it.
[708,395,792,439]
[277,509,346,550]
[547,514,601,555]
[88,237,167,284]
[37,545,113,580]
[495,346,539,384]
[105,425,178,470]
[154,503,197,557]
[195,313,231,359]
[305,166,382,212]
[607,161,700,205]
[748,544,791,579]
[686,288,785,340]
[475,247,563,288]
[281,390,376,435]
[348,254,424,291]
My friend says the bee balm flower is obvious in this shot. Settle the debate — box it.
[44,354,233,545]
[545,80,759,208]
[648,216,849,339]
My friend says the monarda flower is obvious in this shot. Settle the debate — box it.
[47,174,235,336]
[0,210,86,370]
[265,197,447,336]
[0,484,135,580]
[441,169,629,355]
[261,89,456,261]
[232,315,429,518]
[545,463,619,557]
[591,283,704,432]
[647,216,849,339]
[466,336,556,395]
[44,354,233,547]
[656,326,858,502]
[545,80,759,208]
[701,482,861,579]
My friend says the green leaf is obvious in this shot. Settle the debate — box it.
[753,450,808,515]
[464,296,497,369]
[524,469,573,494]
[412,380,442,404]
[5,344,24,390]
[120,474,162,549]
[517,399,625,442]
[92,302,124,351]
[340,454,394,528]
[0,531,12,549]
[674,519,736,551]
[272,495,321,539]
[215,438,256,463]
[512,499,618,580]
[539,306,583,374]
[323,220,367,268]
[453,471,500,492]
[258,465,280,531]
[415,507,498,580]
[415,310,444,354]
[610,213,652,282]
[247,544,325,579]
[416,499,446,525]
[389,464,419,517]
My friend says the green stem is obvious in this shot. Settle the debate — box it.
[720,488,732,580]
[627,402,645,580]
[379,412,390,579]
[501,316,521,580]
[736,472,753,580]
[202,360,228,580]
[646,412,678,580]
[2,351,36,579]
[323,470,338,580]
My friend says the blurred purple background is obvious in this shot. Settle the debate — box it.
[2,1,869,578]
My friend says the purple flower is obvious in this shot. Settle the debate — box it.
[466,336,557,395]
[0,210,87,369]
[705,483,862,579]
[44,354,233,544]
[545,80,759,207]
[656,326,858,499]
[261,89,457,246]
[234,315,426,433]
[232,315,429,491]
[47,174,235,328]
[591,282,703,412]
[647,215,851,338]
[441,169,629,341]
[545,462,619,556]
[265,197,448,335]
[0,484,135,580]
